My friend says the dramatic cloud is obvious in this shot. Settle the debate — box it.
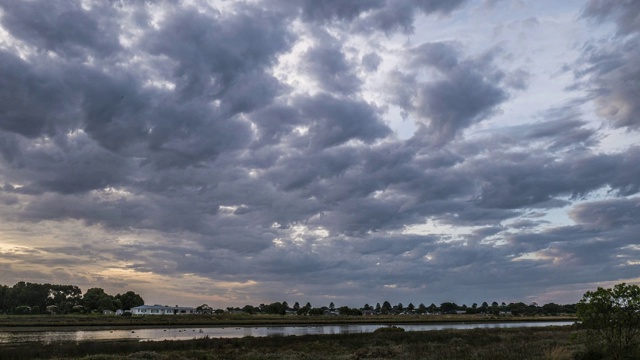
[0,0,638,308]
[580,0,640,129]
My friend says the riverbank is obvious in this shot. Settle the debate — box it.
[0,325,582,360]
[0,313,575,329]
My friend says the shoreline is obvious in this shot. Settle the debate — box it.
[0,314,576,331]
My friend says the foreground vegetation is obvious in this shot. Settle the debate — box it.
[0,325,593,360]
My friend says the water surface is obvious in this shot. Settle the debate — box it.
[0,321,574,344]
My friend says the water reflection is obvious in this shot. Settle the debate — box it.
[0,321,573,344]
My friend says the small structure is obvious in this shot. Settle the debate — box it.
[130,305,196,315]
[103,310,115,315]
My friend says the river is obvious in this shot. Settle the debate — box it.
[0,321,573,344]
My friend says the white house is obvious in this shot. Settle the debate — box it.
[130,305,196,315]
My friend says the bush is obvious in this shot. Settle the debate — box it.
[374,325,405,333]
[577,283,640,360]
[14,305,31,315]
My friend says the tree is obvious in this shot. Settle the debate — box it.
[329,302,335,310]
[417,303,427,314]
[242,305,256,314]
[196,304,213,314]
[14,305,31,315]
[440,302,457,314]
[83,288,118,312]
[577,283,640,359]
[115,291,144,310]
[293,302,300,311]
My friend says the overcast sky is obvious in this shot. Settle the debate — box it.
[0,0,639,308]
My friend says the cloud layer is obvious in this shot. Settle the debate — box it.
[0,0,638,307]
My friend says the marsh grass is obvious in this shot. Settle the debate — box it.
[0,325,583,360]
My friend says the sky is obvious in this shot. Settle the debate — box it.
[0,0,639,309]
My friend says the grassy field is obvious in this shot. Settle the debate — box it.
[0,313,575,329]
[0,325,588,360]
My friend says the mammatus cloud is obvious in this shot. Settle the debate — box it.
[0,0,638,307]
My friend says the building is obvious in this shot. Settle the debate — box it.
[130,305,196,315]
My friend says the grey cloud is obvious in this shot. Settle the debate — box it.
[391,43,510,145]
[296,93,391,149]
[584,0,640,36]
[0,132,23,166]
[295,0,386,22]
[0,1,121,59]
[353,1,415,34]
[281,0,469,35]
[0,51,80,138]
[578,2,640,130]
[302,36,362,95]
[410,0,468,15]
[362,52,382,73]
[499,108,599,151]
[579,38,640,129]
[570,197,640,230]
[145,4,293,102]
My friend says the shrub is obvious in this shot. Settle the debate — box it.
[577,283,640,360]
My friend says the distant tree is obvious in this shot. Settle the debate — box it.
[577,283,640,359]
[264,302,286,315]
[305,302,312,309]
[242,305,256,314]
[380,301,392,314]
[395,303,404,313]
[297,307,309,316]
[440,302,457,314]
[508,302,528,316]
[417,303,427,314]
[407,303,415,312]
[83,288,118,312]
[115,291,144,310]
[329,302,335,310]
[427,303,438,313]
[363,303,372,310]
[14,305,31,315]
[338,306,362,316]
[293,302,300,310]
[375,303,381,312]
[308,308,324,316]
[196,304,213,314]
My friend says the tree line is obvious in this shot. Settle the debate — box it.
[1,281,577,317]
[217,299,576,316]
[0,282,144,315]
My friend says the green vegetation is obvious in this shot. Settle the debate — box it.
[373,325,405,332]
[0,282,143,315]
[576,283,640,359]
[1,281,578,319]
